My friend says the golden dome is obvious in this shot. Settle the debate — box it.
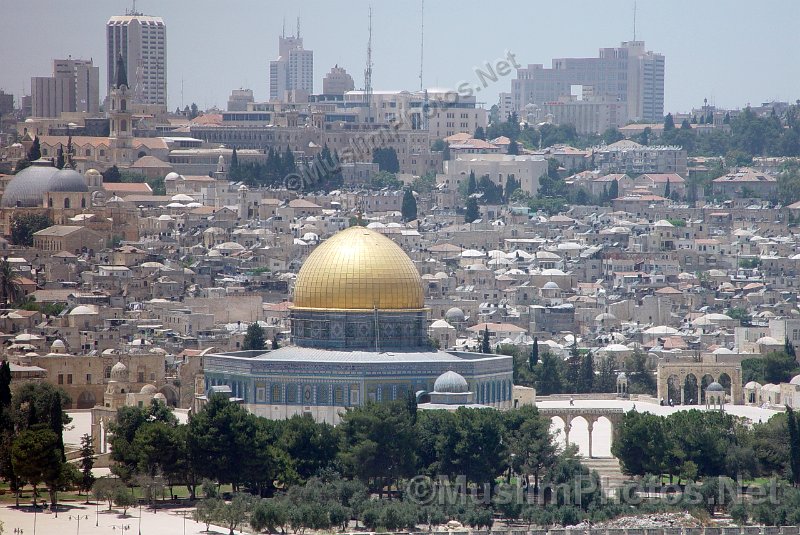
[292,226,424,311]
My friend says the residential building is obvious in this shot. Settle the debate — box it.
[227,89,254,111]
[592,140,687,176]
[107,11,167,105]
[54,58,100,114]
[322,65,354,95]
[269,34,313,101]
[512,41,664,123]
[712,167,778,199]
[443,154,548,196]
[526,95,628,135]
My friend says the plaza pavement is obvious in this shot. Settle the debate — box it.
[0,502,228,535]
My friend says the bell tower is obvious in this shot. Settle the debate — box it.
[108,54,133,164]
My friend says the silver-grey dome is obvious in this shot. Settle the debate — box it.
[706,381,724,392]
[1,160,88,208]
[433,370,469,393]
[444,307,465,322]
[49,169,88,193]
[2,159,59,207]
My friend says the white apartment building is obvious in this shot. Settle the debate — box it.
[498,92,515,121]
[443,154,548,196]
[107,13,167,105]
[526,95,628,135]
[269,35,313,101]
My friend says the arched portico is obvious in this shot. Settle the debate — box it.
[539,408,623,458]
[657,361,743,405]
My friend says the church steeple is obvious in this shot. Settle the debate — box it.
[114,53,128,89]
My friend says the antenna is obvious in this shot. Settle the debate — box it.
[633,1,637,41]
[419,0,424,91]
[296,15,300,38]
[282,16,285,38]
[364,6,373,124]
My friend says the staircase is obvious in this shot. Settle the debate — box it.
[581,456,630,493]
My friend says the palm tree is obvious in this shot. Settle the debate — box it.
[0,259,22,306]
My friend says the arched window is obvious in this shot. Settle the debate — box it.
[121,99,126,112]
[81,197,86,208]
[48,198,53,207]
[120,120,127,132]
[64,198,70,209]
[271,384,281,403]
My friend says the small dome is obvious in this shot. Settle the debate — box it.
[790,375,800,386]
[51,339,65,348]
[140,384,157,394]
[165,172,181,181]
[445,307,465,322]
[85,169,102,180]
[153,393,167,402]
[110,361,129,382]
[756,336,781,345]
[744,381,761,389]
[543,281,560,290]
[434,371,469,394]
[617,372,627,380]
[430,319,454,329]
[70,305,98,315]
[706,381,724,392]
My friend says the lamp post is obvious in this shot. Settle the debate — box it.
[67,514,89,535]
[32,503,37,535]
[95,499,99,526]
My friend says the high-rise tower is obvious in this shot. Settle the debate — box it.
[268,20,313,101]
[106,8,166,106]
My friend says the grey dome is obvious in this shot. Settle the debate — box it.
[444,307,465,322]
[1,160,87,208]
[2,160,59,207]
[706,381,724,392]
[434,370,469,393]
[49,168,88,193]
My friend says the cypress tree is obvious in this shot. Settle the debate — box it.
[401,188,417,222]
[230,147,239,168]
[55,146,65,169]
[529,337,539,369]
[28,136,41,161]
[664,179,671,199]
[787,407,800,487]
[481,326,491,354]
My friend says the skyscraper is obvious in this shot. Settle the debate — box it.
[512,41,664,123]
[30,58,99,117]
[106,10,166,106]
[269,31,313,101]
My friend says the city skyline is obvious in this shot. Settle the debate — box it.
[1,0,799,114]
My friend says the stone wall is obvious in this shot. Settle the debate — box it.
[407,528,800,535]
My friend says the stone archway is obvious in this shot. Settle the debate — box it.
[666,374,681,404]
[683,374,699,405]
[719,373,732,401]
[657,361,743,405]
[76,390,96,409]
[700,374,715,404]
[158,384,179,407]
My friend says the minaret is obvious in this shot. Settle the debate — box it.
[108,54,133,165]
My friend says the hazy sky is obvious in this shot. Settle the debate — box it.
[1,0,799,114]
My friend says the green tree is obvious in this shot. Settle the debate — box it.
[28,136,41,161]
[474,126,486,140]
[194,498,223,531]
[93,477,126,511]
[788,407,800,487]
[401,188,417,222]
[79,434,95,500]
[464,197,480,223]
[11,428,62,506]
[611,410,665,476]
[251,499,289,534]
[481,326,491,354]
[579,352,595,393]
[243,323,266,351]
[230,147,239,169]
[113,486,136,516]
[467,170,477,195]
[55,145,65,169]
[503,406,557,493]
[0,260,21,306]
[535,351,564,395]
[372,147,400,173]
[787,337,797,359]
[664,178,671,199]
[608,178,619,200]
[278,415,339,481]
[529,337,539,369]
[337,400,417,495]
[102,165,122,182]
[664,113,675,131]
[10,213,52,247]
[214,493,255,535]
[602,127,624,144]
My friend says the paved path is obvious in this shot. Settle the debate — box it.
[0,502,232,535]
